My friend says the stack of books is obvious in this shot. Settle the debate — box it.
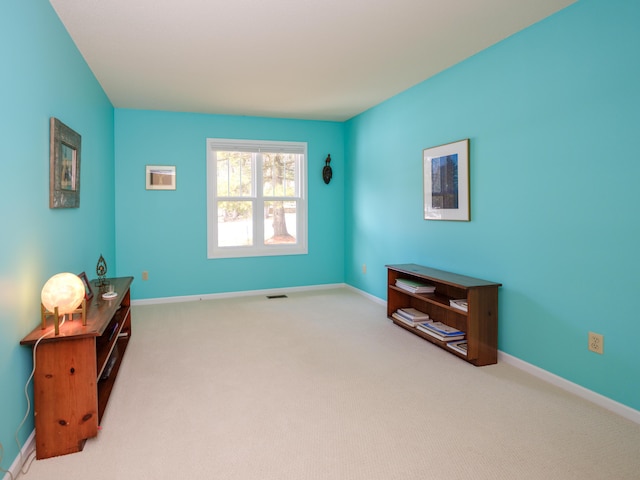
[395,278,436,294]
[449,299,468,312]
[415,320,465,342]
[391,307,429,327]
[447,340,468,356]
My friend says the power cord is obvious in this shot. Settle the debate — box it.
[2,316,67,479]
[0,441,15,480]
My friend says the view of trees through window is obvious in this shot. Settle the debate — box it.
[216,151,299,247]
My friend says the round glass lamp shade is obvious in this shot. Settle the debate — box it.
[41,273,85,315]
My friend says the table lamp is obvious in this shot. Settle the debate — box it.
[40,272,86,335]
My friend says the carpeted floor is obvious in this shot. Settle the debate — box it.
[17,288,640,479]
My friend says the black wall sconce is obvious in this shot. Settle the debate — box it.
[322,154,332,184]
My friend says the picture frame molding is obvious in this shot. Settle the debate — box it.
[423,138,470,221]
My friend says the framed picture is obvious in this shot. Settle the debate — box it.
[146,165,176,190]
[423,139,470,221]
[50,117,81,208]
[77,272,93,300]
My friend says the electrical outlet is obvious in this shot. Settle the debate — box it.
[142,271,149,281]
[362,264,367,274]
[588,332,604,354]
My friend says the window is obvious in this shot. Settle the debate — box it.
[207,139,307,258]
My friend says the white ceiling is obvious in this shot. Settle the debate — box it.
[49,0,575,121]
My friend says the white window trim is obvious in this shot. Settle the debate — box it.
[206,138,308,259]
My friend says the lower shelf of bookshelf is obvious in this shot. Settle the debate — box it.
[391,317,468,361]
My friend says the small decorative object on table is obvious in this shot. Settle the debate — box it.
[77,271,93,300]
[102,283,118,300]
[96,254,108,292]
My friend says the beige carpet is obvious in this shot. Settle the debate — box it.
[18,288,640,479]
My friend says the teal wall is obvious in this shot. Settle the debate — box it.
[114,110,345,300]
[344,0,640,411]
[0,0,115,470]
[2,0,639,474]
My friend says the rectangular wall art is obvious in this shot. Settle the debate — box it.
[50,117,81,208]
[145,165,176,190]
[423,139,470,221]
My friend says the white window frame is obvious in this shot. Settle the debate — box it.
[207,138,308,259]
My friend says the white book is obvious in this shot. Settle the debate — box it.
[395,279,436,293]
[392,312,420,328]
[450,299,468,312]
[397,308,429,320]
[416,324,465,342]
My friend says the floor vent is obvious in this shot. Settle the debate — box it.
[266,294,288,299]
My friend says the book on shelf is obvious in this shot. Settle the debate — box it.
[447,340,468,355]
[100,345,119,381]
[416,324,465,342]
[415,320,465,342]
[396,307,429,321]
[417,320,464,336]
[392,312,423,328]
[395,278,436,293]
[449,299,468,312]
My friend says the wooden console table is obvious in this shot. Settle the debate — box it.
[21,276,133,459]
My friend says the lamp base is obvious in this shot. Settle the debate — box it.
[41,298,87,335]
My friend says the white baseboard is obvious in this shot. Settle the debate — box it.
[3,429,35,480]
[499,351,640,424]
[131,283,347,306]
[345,284,386,306]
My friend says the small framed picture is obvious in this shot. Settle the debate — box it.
[77,272,93,300]
[146,165,176,190]
[423,139,470,221]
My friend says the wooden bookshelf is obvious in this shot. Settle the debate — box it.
[387,264,500,366]
[21,277,133,459]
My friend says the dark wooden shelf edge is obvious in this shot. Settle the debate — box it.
[386,263,501,288]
